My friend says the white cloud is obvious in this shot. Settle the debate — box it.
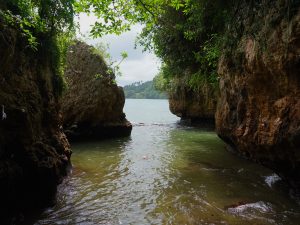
[116,53,161,86]
[76,13,161,86]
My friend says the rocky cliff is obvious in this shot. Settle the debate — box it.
[61,41,132,141]
[169,78,216,125]
[216,1,300,191]
[0,21,71,221]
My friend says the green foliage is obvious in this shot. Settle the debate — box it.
[94,73,103,80]
[89,0,223,96]
[71,0,232,96]
[132,0,230,93]
[50,33,75,95]
[188,34,221,91]
[92,42,111,60]
[0,0,76,96]
[90,43,128,86]
[73,0,139,37]
[0,0,236,98]
[0,9,39,50]
[153,70,169,92]
[113,51,128,76]
[121,51,128,59]
[124,81,167,99]
[91,42,128,77]
[1,0,75,48]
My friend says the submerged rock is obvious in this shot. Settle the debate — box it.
[216,1,300,191]
[0,19,71,220]
[61,41,132,141]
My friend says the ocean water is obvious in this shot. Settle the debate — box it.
[35,99,300,225]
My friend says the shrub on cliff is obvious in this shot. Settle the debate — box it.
[0,0,75,95]
[137,1,229,93]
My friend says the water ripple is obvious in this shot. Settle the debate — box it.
[35,100,300,225]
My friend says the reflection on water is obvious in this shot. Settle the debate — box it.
[35,99,300,225]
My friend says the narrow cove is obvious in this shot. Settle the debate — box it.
[2,1,300,224]
[34,99,300,225]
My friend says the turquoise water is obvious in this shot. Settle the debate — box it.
[35,99,300,225]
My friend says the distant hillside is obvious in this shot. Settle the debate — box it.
[123,81,167,99]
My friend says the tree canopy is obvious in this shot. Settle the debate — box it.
[73,0,232,93]
[0,0,236,95]
[124,81,167,99]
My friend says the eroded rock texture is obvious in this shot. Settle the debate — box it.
[169,78,216,125]
[0,22,71,221]
[216,1,300,190]
[61,41,132,141]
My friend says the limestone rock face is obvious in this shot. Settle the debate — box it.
[0,22,71,220]
[169,79,216,125]
[216,2,300,190]
[61,41,132,141]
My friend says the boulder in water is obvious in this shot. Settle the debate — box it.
[61,41,132,141]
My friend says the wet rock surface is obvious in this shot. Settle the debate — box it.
[216,2,300,191]
[0,22,71,222]
[61,41,132,141]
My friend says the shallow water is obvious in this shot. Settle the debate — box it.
[35,99,300,225]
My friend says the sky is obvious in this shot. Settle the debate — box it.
[77,13,161,86]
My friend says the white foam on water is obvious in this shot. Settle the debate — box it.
[227,201,273,214]
[265,173,281,187]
